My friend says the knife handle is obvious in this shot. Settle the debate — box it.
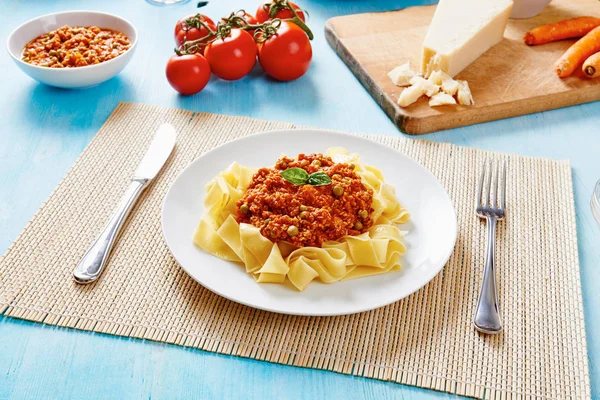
[73,178,148,284]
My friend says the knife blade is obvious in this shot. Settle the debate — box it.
[135,123,177,179]
[73,123,177,284]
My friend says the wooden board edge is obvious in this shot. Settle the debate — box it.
[417,88,600,134]
[324,20,417,135]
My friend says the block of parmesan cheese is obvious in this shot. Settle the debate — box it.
[421,0,513,78]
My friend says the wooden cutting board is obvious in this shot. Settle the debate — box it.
[325,0,600,134]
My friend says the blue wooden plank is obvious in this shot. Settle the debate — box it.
[0,316,456,400]
[0,0,598,398]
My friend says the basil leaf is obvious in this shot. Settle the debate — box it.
[281,168,309,185]
[307,171,332,186]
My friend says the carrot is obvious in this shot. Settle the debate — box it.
[583,52,600,78]
[555,26,600,78]
[524,16,600,46]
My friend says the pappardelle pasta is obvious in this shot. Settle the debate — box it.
[193,148,409,291]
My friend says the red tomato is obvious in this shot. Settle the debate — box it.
[204,29,257,81]
[165,53,211,95]
[256,1,305,23]
[258,21,311,81]
[174,14,216,53]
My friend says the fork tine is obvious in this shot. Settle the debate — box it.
[477,159,486,207]
[500,160,507,210]
[485,159,492,207]
[492,159,499,209]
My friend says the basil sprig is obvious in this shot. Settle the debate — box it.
[280,168,332,186]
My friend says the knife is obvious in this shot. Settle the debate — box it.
[73,123,177,284]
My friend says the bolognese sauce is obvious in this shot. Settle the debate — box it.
[21,25,131,68]
[236,153,374,247]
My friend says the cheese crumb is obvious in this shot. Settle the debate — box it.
[456,80,475,105]
[398,83,426,107]
[409,76,439,97]
[388,62,416,87]
[429,92,457,106]
[428,70,459,95]
[442,79,460,96]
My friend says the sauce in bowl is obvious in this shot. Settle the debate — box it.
[21,25,132,68]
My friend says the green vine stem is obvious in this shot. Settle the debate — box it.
[175,33,215,55]
[221,10,254,30]
[216,22,232,39]
[263,0,313,40]
[288,9,313,40]
[253,19,282,43]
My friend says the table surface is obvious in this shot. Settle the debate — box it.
[0,0,598,398]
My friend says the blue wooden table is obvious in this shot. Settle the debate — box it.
[1,0,598,398]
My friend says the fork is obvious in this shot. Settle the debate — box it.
[474,159,507,334]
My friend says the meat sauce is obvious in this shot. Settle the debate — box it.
[22,25,131,68]
[236,153,374,247]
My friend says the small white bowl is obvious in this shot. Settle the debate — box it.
[6,10,137,89]
[510,0,552,19]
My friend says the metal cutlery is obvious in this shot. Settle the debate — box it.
[73,123,177,284]
[473,159,507,334]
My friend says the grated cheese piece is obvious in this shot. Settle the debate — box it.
[388,62,416,86]
[427,69,447,86]
[409,76,439,97]
[429,92,457,106]
[398,81,427,107]
[428,70,460,95]
[456,80,475,105]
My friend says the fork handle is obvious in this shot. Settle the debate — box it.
[474,216,503,334]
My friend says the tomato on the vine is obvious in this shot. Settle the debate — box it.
[174,14,216,53]
[205,29,257,81]
[166,53,211,95]
[256,1,305,23]
[258,21,311,81]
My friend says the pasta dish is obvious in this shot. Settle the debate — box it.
[193,148,409,291]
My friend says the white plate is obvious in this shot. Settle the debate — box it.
[162,130,457,316]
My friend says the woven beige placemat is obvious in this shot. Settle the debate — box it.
[0,103,590,399]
